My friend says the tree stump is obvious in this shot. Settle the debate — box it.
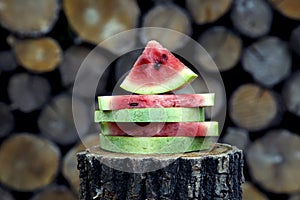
[77,143,244,200]
[62,134,99,194]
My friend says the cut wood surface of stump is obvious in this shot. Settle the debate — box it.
[77,143,244,200]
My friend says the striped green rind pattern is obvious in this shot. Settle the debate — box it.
[99,134,212,154]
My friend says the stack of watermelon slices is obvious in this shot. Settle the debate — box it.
[95,40,219,154]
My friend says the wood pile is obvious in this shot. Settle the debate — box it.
[0,0,299,199]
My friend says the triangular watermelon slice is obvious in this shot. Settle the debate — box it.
[120,40,198,94]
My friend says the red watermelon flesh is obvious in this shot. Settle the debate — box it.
[120,40,198,94]
[101,121,218,137]
[98,93,214,110]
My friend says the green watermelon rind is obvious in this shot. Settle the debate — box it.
[95,107,205,122]
[99,134,212,154]
[120,67,198,94]
[98,93,215,110]
[100,121,219,137]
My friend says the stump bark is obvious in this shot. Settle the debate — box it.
[77,143,244,200]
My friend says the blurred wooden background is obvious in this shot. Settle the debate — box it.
[0,0,300,199]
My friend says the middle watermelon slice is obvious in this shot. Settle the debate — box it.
[95,107,205,122]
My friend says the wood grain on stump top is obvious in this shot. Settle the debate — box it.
[78,143,244,200]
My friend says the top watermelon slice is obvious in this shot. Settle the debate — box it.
[120,40,198,94]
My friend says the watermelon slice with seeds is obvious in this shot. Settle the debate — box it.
[120,40,198,94]
[101,121,218,137]
[95,107,205,122]
[98,93,214,110]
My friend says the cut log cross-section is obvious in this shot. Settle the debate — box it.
[77,143,244,200]
[197,26,242,72]
[246,129,300,193]
[38,94,91,145]
[63,0,140,45]
[11,37,62,73]
[231,0,273,38]
[8,73,51,113]
[0,0,60,35]
[268,0,300,20]
[242,37,291,87]
[0,133,60,191]
[186,0,232,25]
[229,84,281,131]
[141,4,191,50]
[282,70,300,117]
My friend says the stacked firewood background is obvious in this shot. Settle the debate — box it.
[0,0,300,199]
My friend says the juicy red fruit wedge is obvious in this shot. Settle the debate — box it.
[120,40,198,94]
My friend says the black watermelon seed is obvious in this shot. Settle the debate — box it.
[129,102,139,106]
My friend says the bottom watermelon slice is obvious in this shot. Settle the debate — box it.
[101,122,218,137]
[99,134,212,154]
